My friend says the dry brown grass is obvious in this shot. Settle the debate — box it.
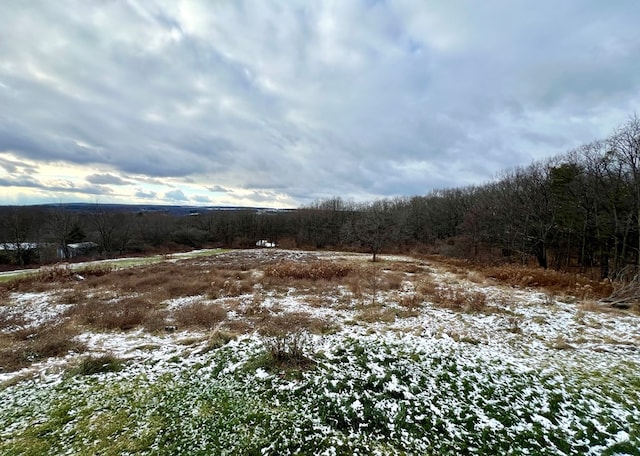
[398,292,425,310]
[4,265,113,293]
[208,271,255,298]
[172,301,228,329]
[431,286,491,313]
[479,264,613,298]
[219,318,254,335]
[256,311,338,336]
[379,261,424,275]
[71,296,157,331]
[379,271,405,291]
[548,335,574,350]
[57,289,87,305]
[0,286,10,301]
[264,261,354,281]
[108,264,211,300]
[0,311,28,332]
[416,276,439,296]
[0,321,85,373]
[356,305,398,323]
[201,329,238,351]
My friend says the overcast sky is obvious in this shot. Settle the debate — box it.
[1,1,639,208]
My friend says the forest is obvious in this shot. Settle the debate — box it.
[1,115,640,280]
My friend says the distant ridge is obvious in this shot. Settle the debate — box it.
[11,203,295,216]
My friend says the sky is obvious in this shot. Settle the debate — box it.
[1,1,640,208]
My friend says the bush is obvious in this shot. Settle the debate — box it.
[259,329,313,371]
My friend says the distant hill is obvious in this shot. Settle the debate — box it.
[29,203,295,216]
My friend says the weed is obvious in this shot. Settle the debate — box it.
[70,355,123,376]
[56,289,86,305]
[141,309,170,333]
[219,319,254,335]
[379,271,404,290]
[0,311,27,331]
[258,329,314,373]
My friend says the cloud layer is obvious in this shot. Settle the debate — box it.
[1,0,639,206]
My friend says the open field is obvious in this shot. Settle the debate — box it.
[0,248,228,283]
[1,249,639,455]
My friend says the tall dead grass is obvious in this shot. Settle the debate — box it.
[172,301,228,329]
[264,261,354,281]
[481,264,613,298]
[0,322,85,372]
[3,264,113,292]
[71,296,157,331]
[431,287,490,312]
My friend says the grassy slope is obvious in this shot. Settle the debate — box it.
[1,250,639,455]
[1,336,638,455]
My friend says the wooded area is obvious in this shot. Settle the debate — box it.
[2,115,640,280]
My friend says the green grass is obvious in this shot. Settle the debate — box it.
[1,336,638,455]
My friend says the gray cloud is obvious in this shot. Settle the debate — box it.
[135,189,157,199]
[0,175,112,196]
[1,1,640,206]
[0,154,38,174]
[207,185,231,193]
[86,174,130,185]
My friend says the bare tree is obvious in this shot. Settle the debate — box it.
[342,200,398,262]
[609,114,640,270]
[46,206,84,259]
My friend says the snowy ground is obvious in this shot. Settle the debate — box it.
[1,249,639,455]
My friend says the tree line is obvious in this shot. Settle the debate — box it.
[2,115,639,279]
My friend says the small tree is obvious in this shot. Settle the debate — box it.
[342,200,398,262]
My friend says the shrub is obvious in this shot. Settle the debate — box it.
[258,329,313,372]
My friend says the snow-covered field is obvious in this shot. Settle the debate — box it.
[1,249,639,455]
